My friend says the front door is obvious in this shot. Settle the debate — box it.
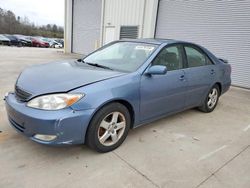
[104,27,115,45]
[140,45,187,121]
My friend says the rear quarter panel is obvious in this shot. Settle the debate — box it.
[200,44,231,94]
[216,61,231,94]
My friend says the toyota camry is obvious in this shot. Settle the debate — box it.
[5,39,231,152]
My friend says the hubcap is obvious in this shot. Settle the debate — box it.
[207,88,218,109]
[98,112,126,146]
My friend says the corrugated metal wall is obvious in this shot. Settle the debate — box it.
[103,0,145,41]
[72,0,102,55]
[104,0,144,26]
[71,0,158,52]
[155,0,250,88]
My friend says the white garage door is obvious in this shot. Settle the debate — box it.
[155,0,250,88]
[72,0,102,55]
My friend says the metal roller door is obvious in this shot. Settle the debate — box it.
[72,0,102,55]
[155,0,250,88]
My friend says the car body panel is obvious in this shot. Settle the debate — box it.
[5,39,231,145]
[14,35,32,47]
[30,37,50,47]
[140,69,187,121]
[70,73,141,125]
[184,65,216,107]
[4,34,20,46]
[0,34,10,45]
[16,60,125,97]
[0,34,10,42]
[5,93,94,145]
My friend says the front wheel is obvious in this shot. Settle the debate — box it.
[199,85,220,113]
[86,103,131,153]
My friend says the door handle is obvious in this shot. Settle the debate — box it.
[210,69,215,75]
[179,75,185,81]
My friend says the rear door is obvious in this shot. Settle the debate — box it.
[140,45,187,121]
[183,45,216,107]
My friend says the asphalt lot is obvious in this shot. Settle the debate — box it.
[0,46,249,188]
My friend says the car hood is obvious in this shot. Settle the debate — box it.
[16,60,125,96]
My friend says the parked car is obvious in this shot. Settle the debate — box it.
[42,38,63,48]
[55,39,64,47]
[4,34,22,46]
[14,35,32,47]
[53,41,63,48]
[0,34,11,45]
[40,37,54,47]
[5,39,231,152]
[30,37,49,48]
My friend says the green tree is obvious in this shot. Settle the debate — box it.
[0,7,64,38]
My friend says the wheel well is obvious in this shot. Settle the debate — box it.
[214,82,222,95]
[90,100,135,129]
[112,100,135,129]
[84,99,135,143]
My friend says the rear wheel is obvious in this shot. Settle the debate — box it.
[199,84,220,113]
[86,103,131,153]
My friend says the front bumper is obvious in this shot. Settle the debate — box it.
[5,93,95,145]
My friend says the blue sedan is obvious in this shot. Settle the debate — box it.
[5,39,231,152]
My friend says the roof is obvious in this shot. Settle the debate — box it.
[120,38,183,45]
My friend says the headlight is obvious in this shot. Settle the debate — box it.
[27,93,84,110]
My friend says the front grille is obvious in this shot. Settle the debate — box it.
[15,85,32,101]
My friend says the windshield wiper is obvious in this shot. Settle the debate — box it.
[85,62,113,70]
[77,59,113,70]
[77,59,85,63]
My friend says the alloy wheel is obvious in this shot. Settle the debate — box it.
[98,111,126,146]
[207,88,218,109]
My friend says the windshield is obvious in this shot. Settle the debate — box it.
[83,42,157,72]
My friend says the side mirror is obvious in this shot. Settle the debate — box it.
[146,65,167,75]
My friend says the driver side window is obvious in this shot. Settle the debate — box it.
[152,45,183,71]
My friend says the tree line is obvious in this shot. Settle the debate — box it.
[0,7,63,38]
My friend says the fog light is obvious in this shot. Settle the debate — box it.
[4,92,10,100]
[34,134,57,141]
[5,92,9,97]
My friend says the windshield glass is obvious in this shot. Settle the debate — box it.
[83,42,157,72]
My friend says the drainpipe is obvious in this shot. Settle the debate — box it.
[140,0,146,38]
[100,0,105,46]
[64,0,67,53]
[153,0,160,38]
[64,0,73,53]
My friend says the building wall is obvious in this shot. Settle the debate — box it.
[72,0,102,54]
[102,0,158,44]
[155,0,250,88]
[65,0,158,53]
[142,0,159,38]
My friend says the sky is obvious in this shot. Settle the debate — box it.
[0,0,64,26]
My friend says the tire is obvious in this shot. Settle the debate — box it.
[198,84,220,113]
[86,103,131,153]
